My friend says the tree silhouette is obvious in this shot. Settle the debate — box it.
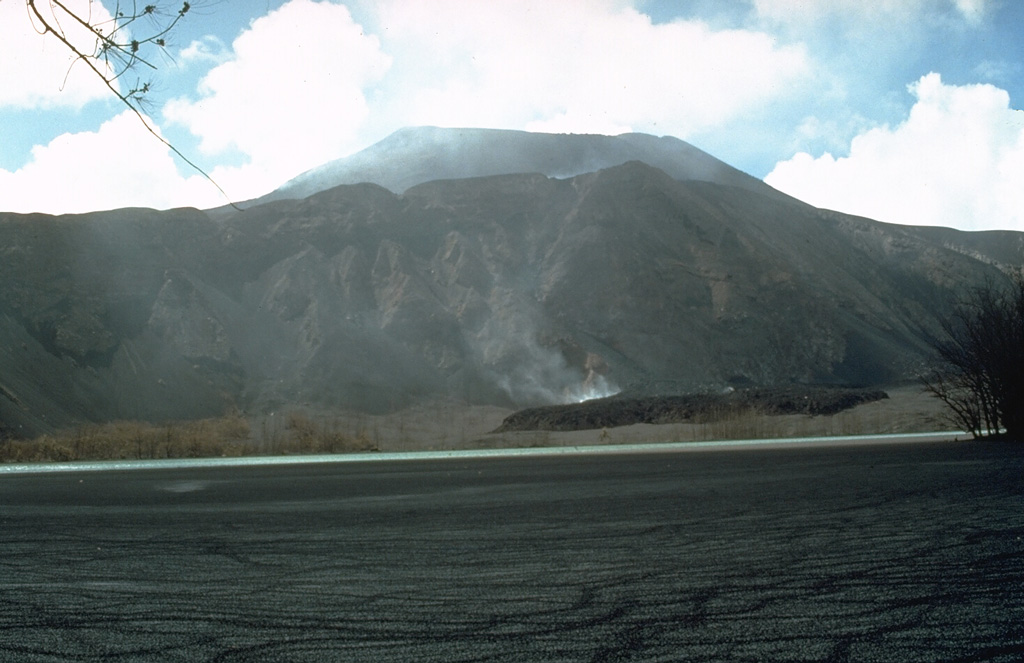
[924,275,1024,439]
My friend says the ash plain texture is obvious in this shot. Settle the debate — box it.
[1,438,1023,661]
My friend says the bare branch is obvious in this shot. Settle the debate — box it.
[924,274,1024,439]
[24,0,238,209]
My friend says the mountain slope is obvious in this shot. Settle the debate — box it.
[2,159,1018,437]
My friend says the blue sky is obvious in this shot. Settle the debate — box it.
[1,0,1022,231]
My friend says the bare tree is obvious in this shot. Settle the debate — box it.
[22,1,234,205]
[923,275,1024,439]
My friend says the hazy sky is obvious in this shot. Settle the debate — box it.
[1,0,1022,231]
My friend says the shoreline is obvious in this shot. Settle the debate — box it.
[0,430,963,475]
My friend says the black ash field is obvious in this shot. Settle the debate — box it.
[2,438,1022,662]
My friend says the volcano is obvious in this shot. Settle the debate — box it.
[1,128,1022,437]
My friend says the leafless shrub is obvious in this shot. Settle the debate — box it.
[284,411,377,454]
[923,275,1024,439]
[0,414,255,463]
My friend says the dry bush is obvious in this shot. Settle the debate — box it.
[281,411,377,454]
[0,437,75,463]
[923,276,1024,439]
[0,414,256,463]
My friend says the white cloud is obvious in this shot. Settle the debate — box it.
[764,73,1024,231]
[0,0,816,213]
[754,0,919,24]
[0,111,219,214]
[177,36,230,67]
[368,0,810,139]
[790,113,874,154]
[973,59,1019,84]
[752,0,989,25]
[163,0,392,190]
[953,0,988,23]
[0,0,118,108]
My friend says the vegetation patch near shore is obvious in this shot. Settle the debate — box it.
[0,411,375,463]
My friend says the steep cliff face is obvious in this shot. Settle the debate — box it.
[1,157,1020,436]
